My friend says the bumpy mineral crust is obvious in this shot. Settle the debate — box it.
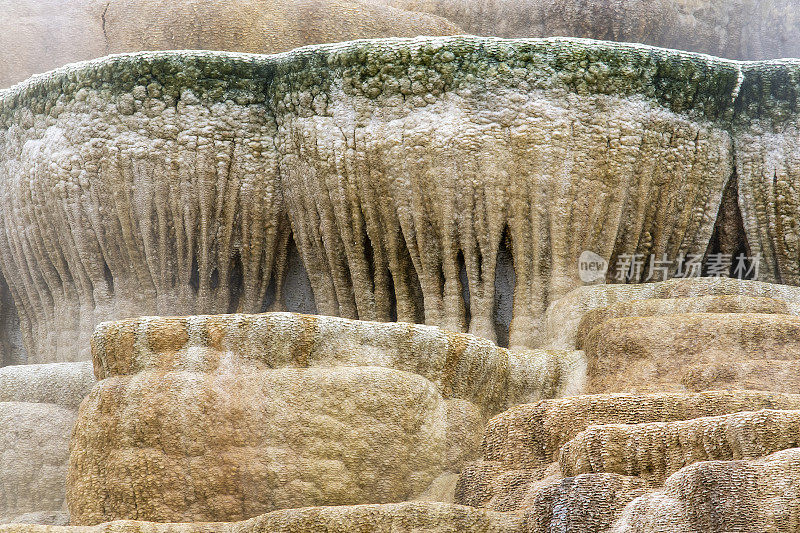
[89,312,581,413]
[4,0,798,90]
[2,36,775,362]
[0,0,462,89]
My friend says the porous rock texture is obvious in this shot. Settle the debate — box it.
[0,0,461,88]
[0,502,525,532]
[372,0,800,59]
[583,312,800,393]
[559,408,800,484]
[452,275,800,530]
[67,312,576,525]
[1,37,764,362]
[574,294,789,349]
[4,0,799,89]
[613,447,800,532]
[0,361,94,409]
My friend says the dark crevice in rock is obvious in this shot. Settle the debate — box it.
[189,254,200,294]
[386,269,398,323]
[261,269,277,313]
[227,252,244,314]
[457,249,471,331]
[494,225,515,348]
[282,235,317,315]
[0,272,26,366]
[705,169,754,279]
[101,255,114,294]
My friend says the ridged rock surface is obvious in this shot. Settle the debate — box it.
[68,312,574,525]
[0,502,524,532]
[0,0,460,88]
[0,362,94,409]
[559,408,800,484]
[543,278,800,349]
[482,391,800,470]
[0,402,75,525]
[1,38,765,362]
[0,362,96,525]
[613,447,800,532]
[527,474,650,533]
[373,0,800,59]
[574,294,789,349]
[455,391,800,513]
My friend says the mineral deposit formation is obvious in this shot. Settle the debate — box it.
[2,32,800,533]
[5,37,800,364]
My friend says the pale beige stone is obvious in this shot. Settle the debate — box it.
[0,362,94,409]
[525,473,649,533]
[67,312,568,524]
[371,0,800,59]
[0,39,739,361]
[0,0,460,88]
[483,391,800,470]
[575,295,788,349]
[0,402,76,524]
[455,391,800,513]
[0,502,524,532]
[68,366,483,524]
[542,277,800,350]
[89,313,579,414]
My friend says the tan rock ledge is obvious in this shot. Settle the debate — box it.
[0,502,524,532]
[68,312,579,524]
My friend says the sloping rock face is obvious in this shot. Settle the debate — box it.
[373,0,800,60]
[543,277,800,349]
[1,38,762,362]
[0,0,461,88]
[67,312,576,525]
[0,402,75,525]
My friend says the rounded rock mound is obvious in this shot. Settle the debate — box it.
[68,312,575,524]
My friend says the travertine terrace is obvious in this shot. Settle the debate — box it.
[1,9,800,533]
[6,37,800,363]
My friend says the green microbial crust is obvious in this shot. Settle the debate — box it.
[735,61,800,127]
[1,36,799,127]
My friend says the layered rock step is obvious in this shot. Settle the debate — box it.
[542,277,800,349]
[68,312,579,525]
[456,391,800,532]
